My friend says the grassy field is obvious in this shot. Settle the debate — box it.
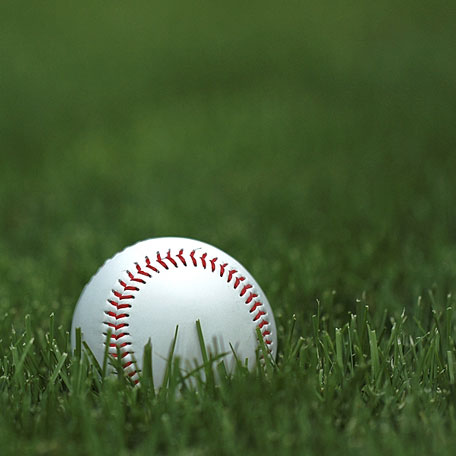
[1,1,456,454]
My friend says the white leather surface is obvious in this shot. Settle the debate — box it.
[71,237,277,386]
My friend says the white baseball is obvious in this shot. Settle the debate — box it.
[71,237,277,386]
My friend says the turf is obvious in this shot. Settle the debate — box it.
[1,1,456,454]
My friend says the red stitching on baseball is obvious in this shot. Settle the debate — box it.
[110,342,130,348]
[166,250,178,267]
[145,258,159,274]
[156,252,168,269]
[106,322,129,330]
[119,280,139,291]
[227,269,237,283]
[109,332,129,339]
[108,300,131,310]
[113,290,135,300]
[177,249,187,266]
[253,310,266,322]
[105,311,129,319]
[249,301,262,313]
[127,270,146,284]
[234,276,245,289]
[190,250,197,266]
[240,284,252,296]
[103,247,274,385]
[112,351,129,359]
[245,293,258,304]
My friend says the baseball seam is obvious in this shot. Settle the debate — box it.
[102,248,274,384]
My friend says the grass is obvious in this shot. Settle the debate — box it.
[1,0,456,454]
[3,295,456,454]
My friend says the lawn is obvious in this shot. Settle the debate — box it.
[1,1,456,454]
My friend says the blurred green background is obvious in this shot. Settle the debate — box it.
[1,0,455,330]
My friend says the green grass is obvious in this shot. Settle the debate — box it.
[1,0,456,454]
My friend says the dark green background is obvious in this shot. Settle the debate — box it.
[1,1,455,454]
[2,0,455,309]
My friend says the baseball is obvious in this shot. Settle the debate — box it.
[71,237,277,386]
